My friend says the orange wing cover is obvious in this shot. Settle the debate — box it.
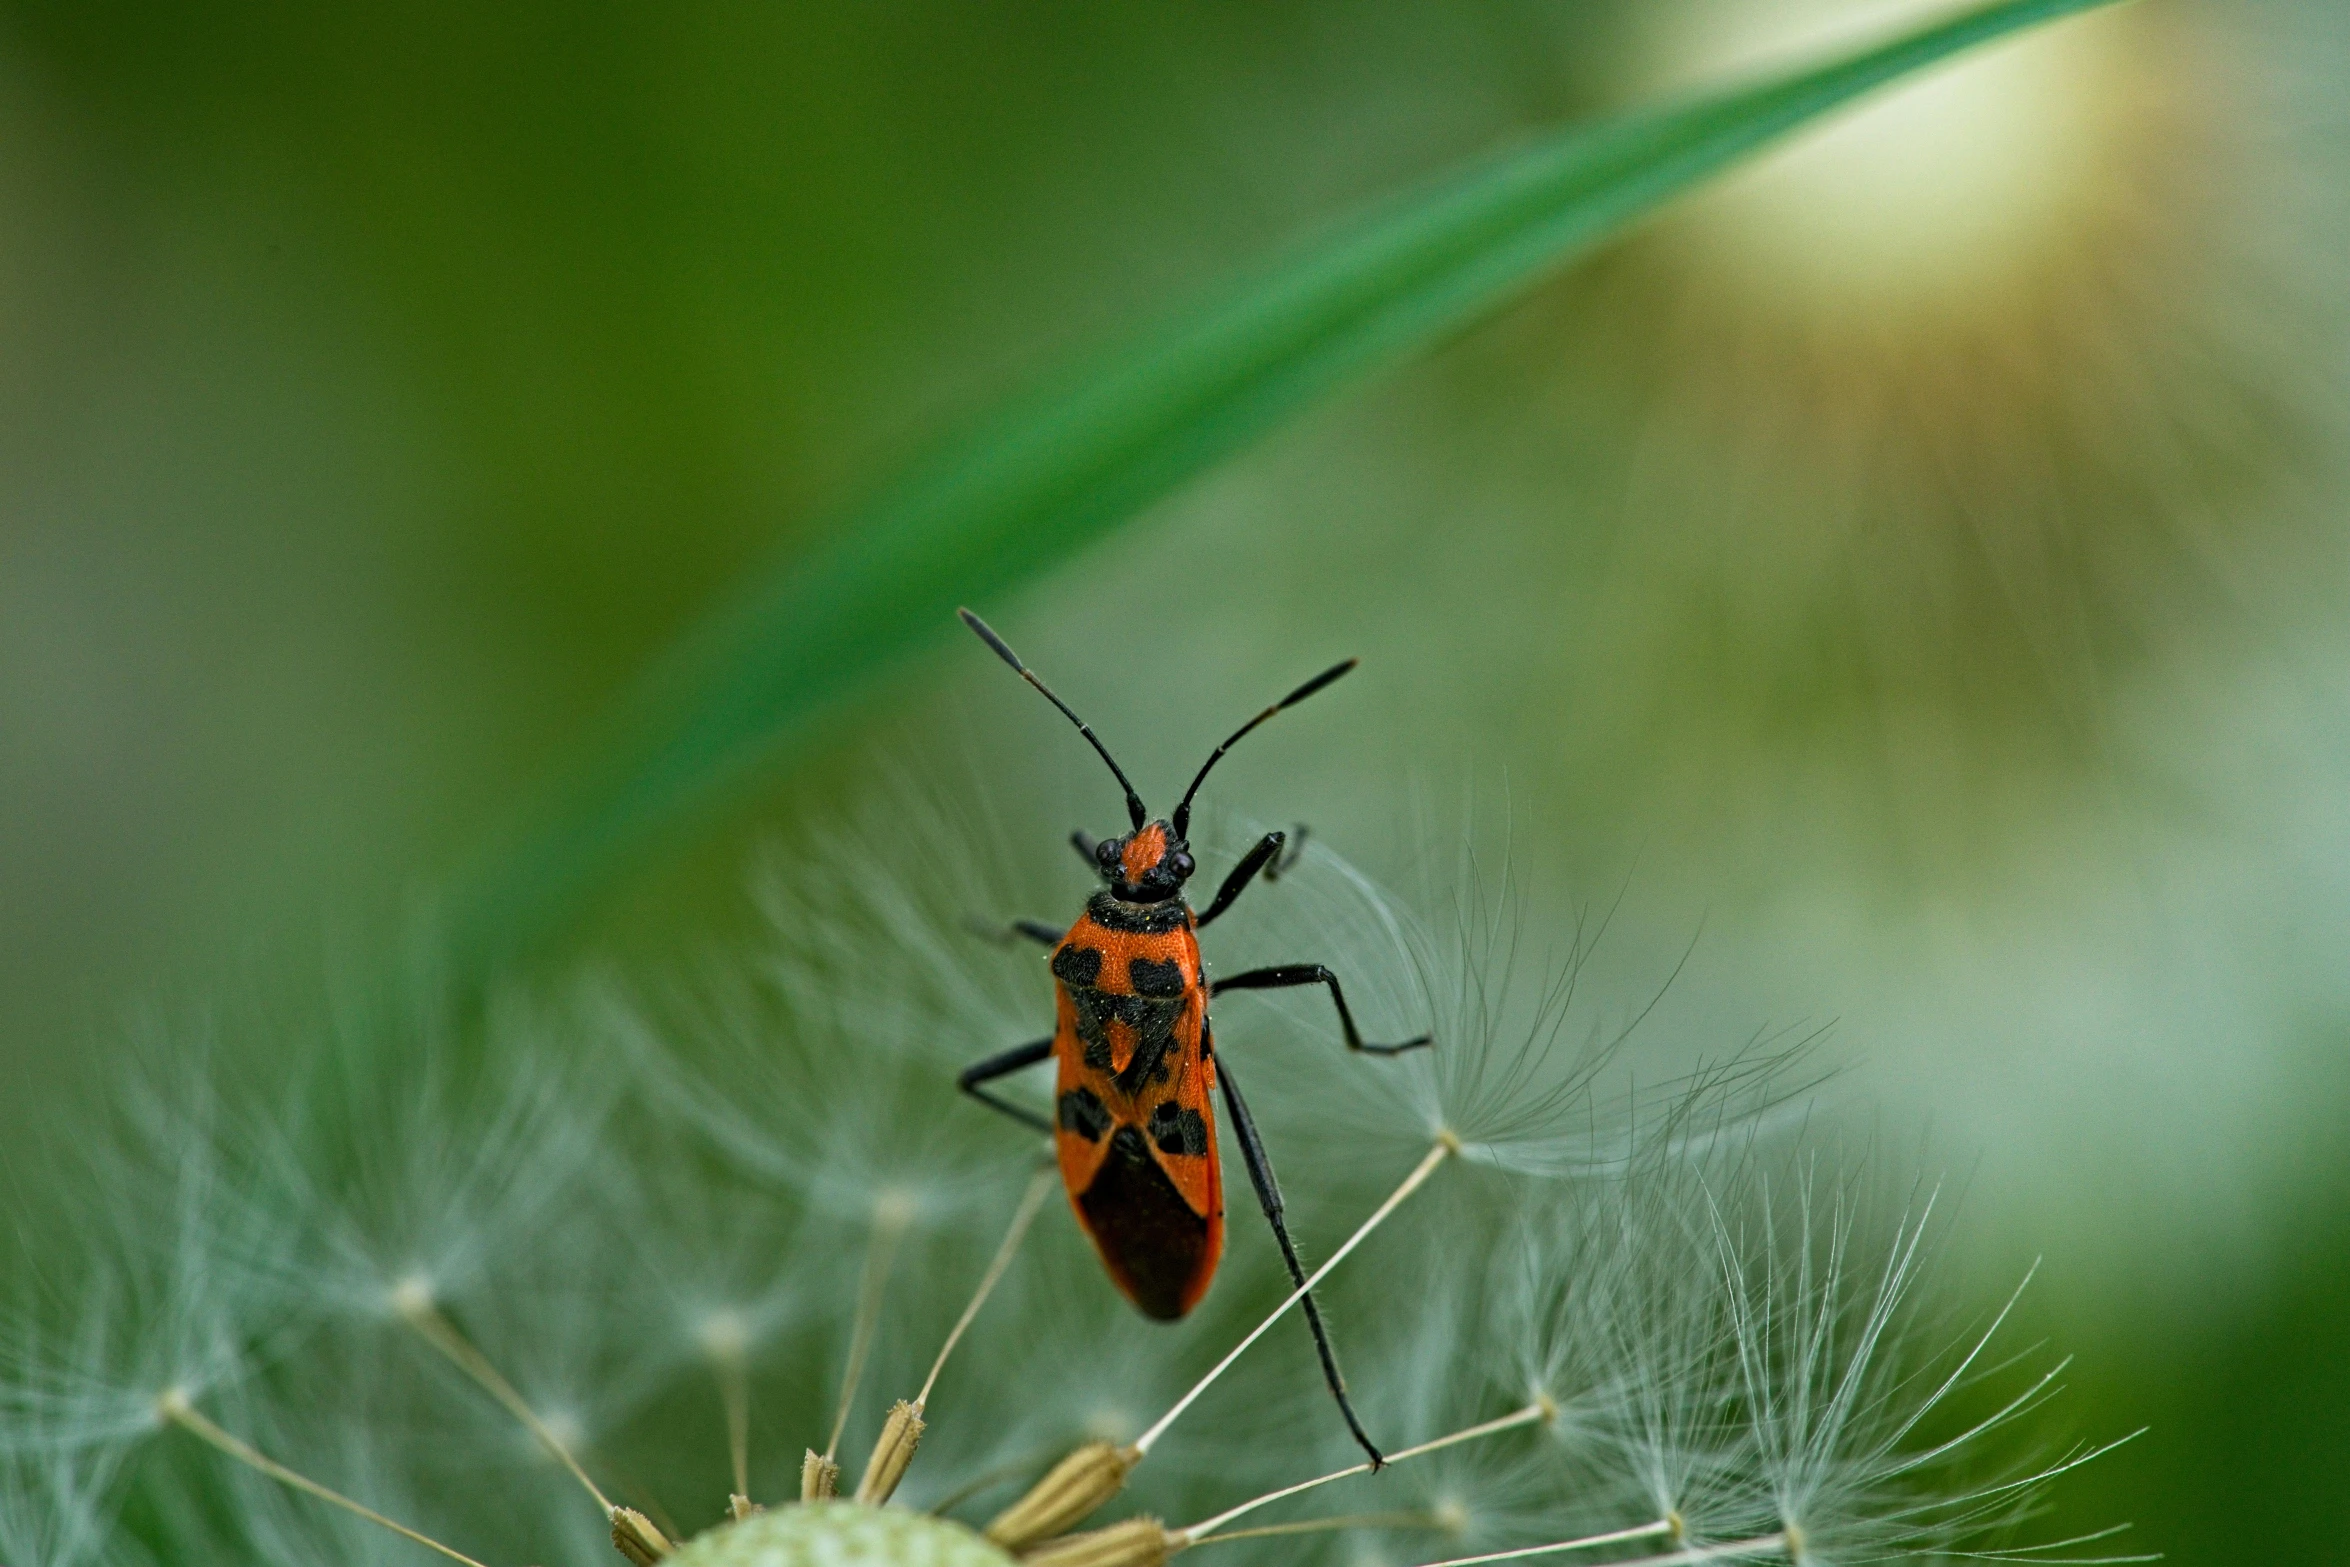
[1049,899,1224,1320]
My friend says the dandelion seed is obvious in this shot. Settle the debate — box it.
[1416,1527,1784,1567]
[395,1287,617,1514]
[155,1387,491,1567]
[854,1400,930,1507]
[697,1309,754,1500]
[823,1191,917,1470]
[1134,1136,1457,1459]
[1021,1515,1173,1567]
[985,1442,1142,1552]
[857,1169,1057,1507]
[1175,1401,1554,1546]
[611,1505,675,1564]
[801,1448,843,1504]
[628,812,1045,1227]
[916,1170,1057,1412]
[1187,1509,1445,1546]
[286,1001,635,1326]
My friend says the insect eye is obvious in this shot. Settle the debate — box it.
[1168,851,1195,879]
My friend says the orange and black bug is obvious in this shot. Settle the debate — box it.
[954,608,1430,1466]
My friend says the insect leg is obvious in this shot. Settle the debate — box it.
[1212,965,1432,1055]
[1215,1058,1384,1468]
[965,917,1064,948]
[1192,832,1285,929]
[958,1037,1056,1135]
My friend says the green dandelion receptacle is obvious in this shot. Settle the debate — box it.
[669,1504,1016,1567]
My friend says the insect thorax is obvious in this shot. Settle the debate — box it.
[1079,890,1192,936]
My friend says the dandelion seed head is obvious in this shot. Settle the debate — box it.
[0,796,2125,1566]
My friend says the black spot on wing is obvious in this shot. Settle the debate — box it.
[1149,1102,1210,1158]
[1113,996,1184,1095]
[1079,1127,1211,1320]
[1051,944,1104,986]
[1068,989,1116,1070]
[1068,985,1186,1087]
[1128,956,1186,998]
[1058,1086,1112,1142]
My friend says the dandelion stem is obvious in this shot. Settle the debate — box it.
[158,1390,491,1567]
[918,1168,1054,1409]
[1179,1400,1549,1543]
[1418,1526,1780,1567]
[1134,1136,1455,1456]
[1192,1511,1445,1545]
[823,1193,915,1462]
[396,1289,615,1515]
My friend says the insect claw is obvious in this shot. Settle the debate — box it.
[1263,823,1311,882]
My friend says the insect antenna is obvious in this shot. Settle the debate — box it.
[1170,657,1356,838]
[960,609,1148,830]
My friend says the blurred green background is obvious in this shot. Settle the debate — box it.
[4,1,2345,1558]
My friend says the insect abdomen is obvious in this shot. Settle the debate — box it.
[1079,1125,1212,1319]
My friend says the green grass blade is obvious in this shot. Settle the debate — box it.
[449,0,2123,971]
